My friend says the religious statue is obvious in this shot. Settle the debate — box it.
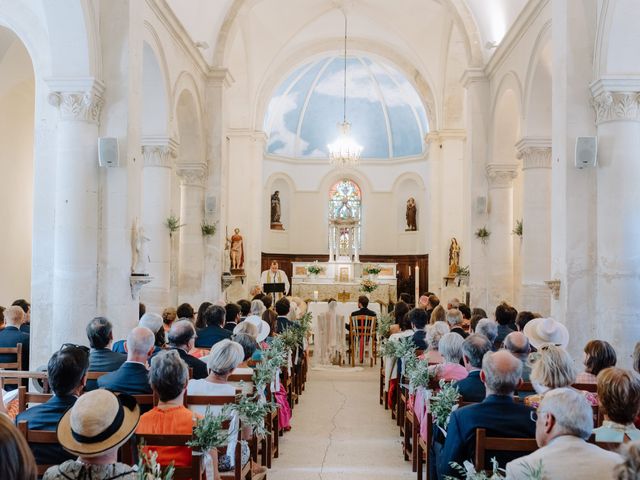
[131,218,150,275]
[406,197,417,231]
[226,227,244,271]
[270,190,284,230]
[448,237,460,277]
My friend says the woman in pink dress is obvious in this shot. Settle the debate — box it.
[430,332,468,382]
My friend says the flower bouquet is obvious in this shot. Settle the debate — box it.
[363,264,382,277]
[306,261,323,276]
[360,279,378,293]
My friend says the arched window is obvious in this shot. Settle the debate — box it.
[329,179,361,221]
[328,179,361,261]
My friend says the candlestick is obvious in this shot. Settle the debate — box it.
[415,265,420,304]
[313,290,319,301]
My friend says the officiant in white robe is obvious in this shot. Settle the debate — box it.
[260,260,290,301]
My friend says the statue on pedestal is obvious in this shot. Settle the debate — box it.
[448,237,460,277]
[406,197,417,231]
[131,218,150,275]
[226,227,244,272]
[270,190,284,230]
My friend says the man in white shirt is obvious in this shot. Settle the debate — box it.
[260,260,290,301]
[506,387,622,479]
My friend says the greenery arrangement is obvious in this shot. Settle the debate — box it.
[201,221,217,237]
[233,392,277,437]
[360,279,379,293]
[252,338,288,391]
[430,379,461,429]
[378,339,399,358]
[165,214,184,237]
[186,406,234,452]
[136,441,175,480]
[306,261,323,275]
[444,458,544,480]
[512,219,523,237]
[475,226,491,244]
[377,336,416,360]
[404,357,432,394]
[363,264,382,275]
[456,265,470,277]
[376,313,394,340]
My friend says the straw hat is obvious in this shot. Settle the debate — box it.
[57,390,140,457]
[241,315,271,343]
[523,317,570,349]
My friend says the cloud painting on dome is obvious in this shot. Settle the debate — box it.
[264,55,429,160]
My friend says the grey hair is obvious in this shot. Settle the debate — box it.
[476,318,498,343]
[126,327,155,356]
[462,333,493,368]
[207,339,244,376]
[250,300,265,316]
[446,309,463,327]
[3,306,24,326]
[439,332,464,363]
[504,332,530,355]
[426,322,449,349]
[168,319,196,347]
[529,344,577,388]
[538,387,593,439]
[482,350,522,395]
[614,440,640,480]
[149,350,189,402]
[232,333,258,361]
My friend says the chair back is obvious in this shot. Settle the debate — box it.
[134,432,203,480]
[86,371,109,381]
[228,373,253,383]
[18,386,52,413]
[17,420,59,476]
[186,394,239,408]
[572,382,597,393]
[0,343,23,387]
[474,428,538,472]
[516,382,535,393]
[349,315,377,338]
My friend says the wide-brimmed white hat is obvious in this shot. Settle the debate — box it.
[523,317,569,349]
[240,314,271,342]
[57,390,140,457]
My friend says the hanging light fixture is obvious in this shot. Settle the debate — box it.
[328,12,363,168]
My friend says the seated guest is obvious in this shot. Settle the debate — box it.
[139,302,146,319]
[195,305,232,348]
[506,388,622,480]
[232,333,258,375]
[525,343,597,408]
[162,306,177,332]
[494,302,516,349]
[112,313,164,354]
[446,297,460,310]
[43,389,139,480]
[523,316,569,350]
[195,301,212,329]
[438,350,536,478]
[475,318,498,350]
[471,307,487,318]
[164,320,207,379]
[11,299,30,334]
[261,295,278,334]
[420,322,449,364]
[504,331,532,382]
[224,303,241,332]
[0,414,37,479]
[456,334,492,402]
[85,317,126,391]
[431,332,468,382]
[275,297,294,334]
[0,305,4,329]
[176,302,195,322]
[593,367,640,446]
[187,340,251,472]
[0,306,29,378]
[458,303,471,332]
[17,344,89,467]
[238,299,251,321]
[409,308,429,350]
[389,301,410,335]
[246,299,265,323]
[429,304,445,324]
[98,327,155,394]
[515,310,537,332]
[577,339,617,384]
[351,295,377,319]
[417,295,430,310]
[447,309,468,338]
[469,314,483,333]
[614,441,640,479]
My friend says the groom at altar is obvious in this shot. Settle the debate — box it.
[261,260,290,300]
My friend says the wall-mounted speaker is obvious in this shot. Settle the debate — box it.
[98,137,119,167]
[575,136,597,169]
[475,196,487,214]
[205,196,217,215]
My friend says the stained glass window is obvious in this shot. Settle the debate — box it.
[329,179,361,221]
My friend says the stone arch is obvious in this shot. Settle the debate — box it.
[490,71,523,163]
[523,23,552,137]
[594,0,640,77]
[142,22,172,134]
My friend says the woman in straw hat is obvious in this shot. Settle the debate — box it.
[43,390,140,479]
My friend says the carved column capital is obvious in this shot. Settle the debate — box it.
[516,137,552,170]
[46,79,105,124]
[176,163,207,187]
[591,79,640,124]
[142,136,179,168]
[486,163,518,189]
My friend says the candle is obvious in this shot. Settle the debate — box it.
[414,265,420,304]
[313,290,319,301]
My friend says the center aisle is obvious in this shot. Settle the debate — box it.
[270,366,414,480]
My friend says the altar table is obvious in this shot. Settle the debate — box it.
[292,282,395,305]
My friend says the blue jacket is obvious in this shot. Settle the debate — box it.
[0,326,30,377]
[276,316,295,334]
[85,348,127,391]
[162,347,208,379]
[455,370,486,403]
[437,395,535,478]
[194,325,232,349]
[412,330,428,350]
[97,361,152,394]
[16,395,77,466]
[112,340,162,355]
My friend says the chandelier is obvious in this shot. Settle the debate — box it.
[328,13,363,168]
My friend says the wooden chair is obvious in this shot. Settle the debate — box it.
[17,386,52,413]
[17,420,59,476]
[516,382,535,394]
[134,432,203,479]
[348,315,377,367]
[573,382,597,393]
[86,371,109,381]
[0,369,50,392]
[416,412,433,480]
[379,357,388,409]
[0,343,24,388]
[265,384,279,466]
[474,428,538,472]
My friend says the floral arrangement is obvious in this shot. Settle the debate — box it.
[444,458,544,480]
[186,405,234,452]
[307,261,323,275]
[456,265,470,277]
[404,357,433,394]
[252,340,288,391]
[475,226,491,244]
[430,379,461,429]
[279,327,301,351]
[201,221,217,236]
[376,313,394,339]
[165,214,184,237]
[136,441,175,480]
[378,339,399,358]
[363,264,382,275]
[360,279,379,293]
[512,219,523,237]
[377,336,416,360]
[233,392,277,437]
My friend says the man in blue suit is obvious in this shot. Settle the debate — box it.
[194,305,231,348]
[98,326,155,394]
[275,297,295,334]
[456,333,492,402]
[112,313,164,355]
[16,344,89,466]
[85,317,126,391]
[164,320,208,379]
[437,350,535,478]
[409,308,428,350]
[0,306,30,385]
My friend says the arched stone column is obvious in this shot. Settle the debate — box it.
[516,138,551,315]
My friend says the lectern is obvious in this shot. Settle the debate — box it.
[263,282,286,302]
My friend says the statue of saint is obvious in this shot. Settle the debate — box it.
[448,237,460,277]
[227,227,244,271]
[271,191,281,223]
[131,218,150,274]
[406,197,417,231]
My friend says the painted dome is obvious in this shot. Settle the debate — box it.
[264,55,428,159]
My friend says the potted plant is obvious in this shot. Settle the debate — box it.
[363,264,382,279]
[165,214,184,238]
[201,221,217,237]
[306,261,323,279]
[475,226,491,244]
[512,219,523,237]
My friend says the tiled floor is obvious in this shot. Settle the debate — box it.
[269,365,414,480]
